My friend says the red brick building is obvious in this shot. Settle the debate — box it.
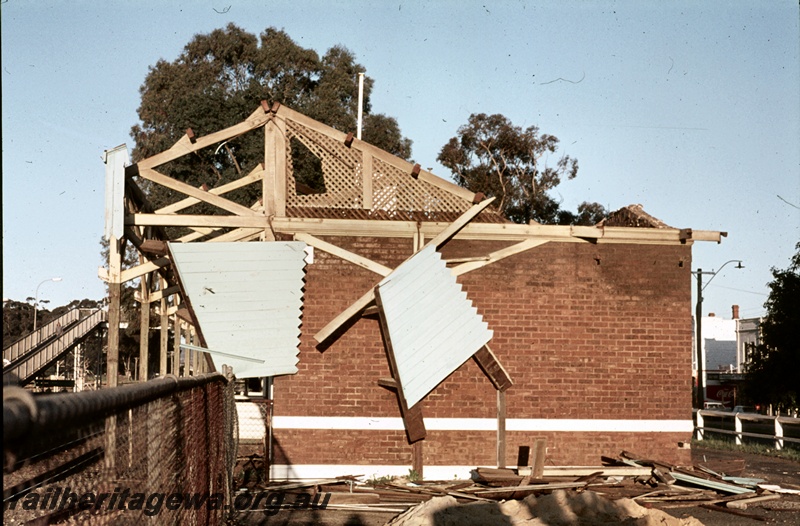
[106,103,724,480]
[272,227,699,479]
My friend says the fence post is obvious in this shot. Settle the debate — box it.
[695,410,704,441]
[734,413,743,445]
[775,417,784,450]
[105,415,117,472]
[146,399,160,522]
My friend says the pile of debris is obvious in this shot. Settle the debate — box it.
[385,490,701,526]
[242,450,799,524]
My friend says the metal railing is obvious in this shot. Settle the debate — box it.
[4,309,106,385]
[3,372,236,525]
[695,409,800,450]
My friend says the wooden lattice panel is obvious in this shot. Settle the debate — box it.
[284,116,471,216]
[285,120,363,208]
[372,159,470,217]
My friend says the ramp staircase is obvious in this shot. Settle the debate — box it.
[3,309,106,385]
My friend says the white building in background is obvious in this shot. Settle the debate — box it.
[692,305,766,407]
[736,316,764,373]
[693,307,738,373]
[693,306,738,406]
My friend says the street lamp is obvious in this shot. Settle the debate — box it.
[33,277,63,334]
[692,260,743,409]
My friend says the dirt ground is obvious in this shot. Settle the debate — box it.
[655,444,800,526]
[233,445,800,525]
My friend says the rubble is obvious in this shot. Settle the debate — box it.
[385,490,703,526]
[240,449,800,524]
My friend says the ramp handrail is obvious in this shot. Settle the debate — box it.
[3,309,82,363]
[3,310,106,385]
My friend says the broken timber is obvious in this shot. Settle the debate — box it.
[313,197,497,346]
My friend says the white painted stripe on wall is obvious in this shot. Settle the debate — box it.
[273,416,406,430]
[271,416,693,433]
[506,419,693,433]
[270,464,662,482]
[270,464,473,481]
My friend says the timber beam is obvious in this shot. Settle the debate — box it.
[136,105,273,171]
[129,214,724,245]
[120,257,171,284]
[473,345,513,392]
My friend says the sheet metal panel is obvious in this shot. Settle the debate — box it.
[169,241,307,377]
[103,144,128,240]
[377,246,493,407]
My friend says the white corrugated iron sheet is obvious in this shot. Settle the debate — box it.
[168,241,307,377]
[103,144,128,241]
[376,245,493,408]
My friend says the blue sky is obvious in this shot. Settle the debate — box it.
[3,0,799,320]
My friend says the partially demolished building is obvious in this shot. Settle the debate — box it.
[102,102,724,480]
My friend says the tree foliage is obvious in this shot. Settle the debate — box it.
[743,243,800,411]
[131,24,411,212]
[3,300,37,348]
[438,113,605,225]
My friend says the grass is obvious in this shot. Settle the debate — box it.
[692,437,800,462]
[366,474,396,486]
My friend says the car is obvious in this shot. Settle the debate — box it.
[703,401,728,410]
[732,405,756,413]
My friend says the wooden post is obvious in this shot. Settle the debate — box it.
[274,117,287,217]
[73,343,83,392]
[696,410,704,441]
[263,120,278,240]
[735,413,743,446]
[104,239,121,472]
[172,317,181,376]
[497,390,506,468]
[362,152,373,209]
[106,237,122,388]
[104,415,117,472]
[181,322,190,377]
[531,438,547,479]
[184,326,192,376]
[412,441,423,481]
[138,267,150,382]
[146,399,159,500]
[159,277,168,377]
[191,326,199,375]
[775,417,784,450]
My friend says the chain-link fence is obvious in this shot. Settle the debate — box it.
[234,398,271,488]
[3,372,236,525]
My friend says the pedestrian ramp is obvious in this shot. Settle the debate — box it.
[3,309,106,385]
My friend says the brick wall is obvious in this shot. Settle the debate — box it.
[273,236,693,470]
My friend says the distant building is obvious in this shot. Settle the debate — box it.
[694,306,765,407]
[694,306,738,406]
[736,316,764,373]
